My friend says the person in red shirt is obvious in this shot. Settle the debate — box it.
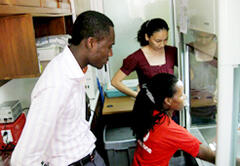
[131,73,215,166]
[111,18,177,98]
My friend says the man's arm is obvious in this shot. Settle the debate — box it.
[11,87,68,166]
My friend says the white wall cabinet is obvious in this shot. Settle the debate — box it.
[188,0,216,34]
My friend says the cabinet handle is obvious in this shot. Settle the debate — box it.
[57,0,63,8]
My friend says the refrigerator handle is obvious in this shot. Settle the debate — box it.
[183,45,191,130]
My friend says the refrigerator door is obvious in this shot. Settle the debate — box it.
[180,30,217,166]
[184,30,218,127]
[233,66,240,165]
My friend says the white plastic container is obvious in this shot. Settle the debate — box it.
[103,125,136,166]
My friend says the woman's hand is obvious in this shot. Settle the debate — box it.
[111,69,138,98]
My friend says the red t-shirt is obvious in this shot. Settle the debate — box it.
[132,113,201,166]
[120,46,177,87]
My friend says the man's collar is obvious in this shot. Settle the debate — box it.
[62,46,85,79]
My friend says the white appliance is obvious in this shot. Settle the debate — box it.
[0,100,22,123]
[188,0,217,34]
[175,0,217,34]
[85,66,98,99]
[175,0,240,165]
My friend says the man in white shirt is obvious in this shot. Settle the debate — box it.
[11,10,115,166]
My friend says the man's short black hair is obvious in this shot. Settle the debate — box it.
[69,10,114,45]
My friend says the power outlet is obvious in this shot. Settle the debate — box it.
[1,130,13,144]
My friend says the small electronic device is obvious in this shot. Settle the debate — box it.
[0,100,22,123]
[0,113,26,150]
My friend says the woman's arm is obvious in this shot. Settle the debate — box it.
[197,144,215,164]
[111,69,138,98]
[198,144,240,165]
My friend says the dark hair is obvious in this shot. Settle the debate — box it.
[131,73,178,141]
[69,10,114,45]
[137,18,169,46]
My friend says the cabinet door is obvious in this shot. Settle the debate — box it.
[0,14,40,79]
[188,0,216,34]
[0,0,41,7]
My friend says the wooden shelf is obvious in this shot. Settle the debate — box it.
[0,1,73,81]
[0,5,72,16]
[0,0,41,7]
[33,16,66,37]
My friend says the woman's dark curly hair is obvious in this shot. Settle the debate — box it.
[137,18,169,46]
[131,73,178,141]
